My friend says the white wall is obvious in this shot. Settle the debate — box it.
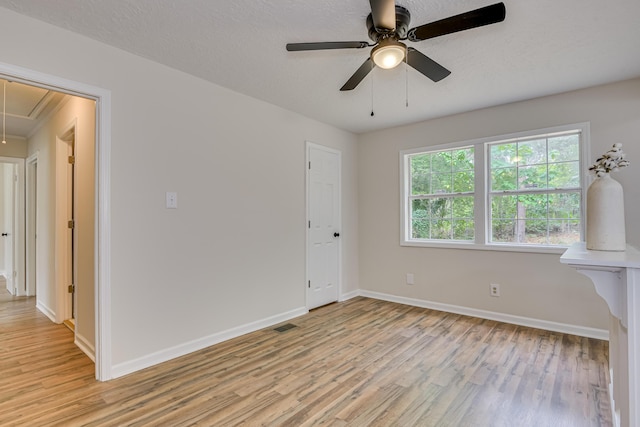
[0,8,359,371]
[358,78,640,332]
[0,137,28,158]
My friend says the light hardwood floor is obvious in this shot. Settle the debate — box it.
[1,289,612,426]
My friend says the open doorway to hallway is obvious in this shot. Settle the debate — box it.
[0,76,97,368]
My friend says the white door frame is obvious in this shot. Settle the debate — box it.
[26,152,38,297]
[0,156,24,296]
[55,123,76,324]
[305,141,342,309]
[0,61,112,381]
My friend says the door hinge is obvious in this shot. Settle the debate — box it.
[68,155,75,164]
[68,220,75,229]
[308,280,310,289]
[67,284,75,293]
[308,220,311,229]
[308,161,311,170]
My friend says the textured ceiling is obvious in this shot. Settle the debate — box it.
[0,0,639,134]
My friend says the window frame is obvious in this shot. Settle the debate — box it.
[400,123,590,254]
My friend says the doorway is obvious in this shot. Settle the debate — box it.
[306,142,341,309]
[0,62,111,380]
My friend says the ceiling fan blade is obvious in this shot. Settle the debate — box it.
[407,2,506,42]
[369,0,396,32]
[406,48,451,82]
[286,41,369,51]
[340,58,374,91]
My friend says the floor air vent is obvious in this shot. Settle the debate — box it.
[274,323,297,332]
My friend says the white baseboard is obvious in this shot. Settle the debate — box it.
[111,307,309,379]
[339,290,360,301]
[35,301,57,323]
[75,332,96,363]
[359,290,609,340]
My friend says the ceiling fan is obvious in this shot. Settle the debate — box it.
[286,0,506,91]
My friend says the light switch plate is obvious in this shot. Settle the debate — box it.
[166,192,178,209]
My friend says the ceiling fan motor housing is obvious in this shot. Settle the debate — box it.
[367,5,411,42]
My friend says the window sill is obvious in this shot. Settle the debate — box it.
[400,240,569,255]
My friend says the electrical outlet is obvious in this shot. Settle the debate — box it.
[490,283,500,297]
[406,273,414,285]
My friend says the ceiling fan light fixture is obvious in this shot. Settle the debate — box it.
[371,39,406,69]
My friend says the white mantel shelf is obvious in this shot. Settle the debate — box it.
[561,242,640,269]
[561,242,640,427]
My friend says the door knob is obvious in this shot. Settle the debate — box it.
[334,232,340,237]
[1,233,7,237]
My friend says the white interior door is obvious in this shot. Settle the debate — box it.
[3,163,14,293]
[307,143,340,309]
[0,157,25,296]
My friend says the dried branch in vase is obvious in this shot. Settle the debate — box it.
[589,143,630,177]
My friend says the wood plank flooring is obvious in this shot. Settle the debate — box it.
[0,289,612,426]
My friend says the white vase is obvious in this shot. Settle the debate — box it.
[586,173,626,251]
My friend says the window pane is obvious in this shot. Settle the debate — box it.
[432,173,452,193]
[491,168,516,191]
[453,219,474,240]
[548,192,581,219]
[431,220,452,239]
[453,196,474,218]
[518,139,547,165]
[523,220,548,244]
[412,219,429,239]
[429,198,451,220]
[412,172,430,195]
[518,165,547,190]
[548,220,581,245]
[518,194,548,219]
[411,199,429,238]
[411,199,429,216]
[410,154,431,195]
[548,162,580,188]
[432,151,451,173]
[452,148,474,171]
[453,171,473,193]
[491,195,517,219]
[490,143,517,169]
[548,135,579,162]
[492,220,515,242]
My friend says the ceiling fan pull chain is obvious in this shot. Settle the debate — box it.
[405,56,409,108]
[370,62,375,117]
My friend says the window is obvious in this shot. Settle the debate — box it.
[408,147,475,241]
[488,134,581,246]
[401,124,588,252]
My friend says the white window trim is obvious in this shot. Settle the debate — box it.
[400,122,591,254]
